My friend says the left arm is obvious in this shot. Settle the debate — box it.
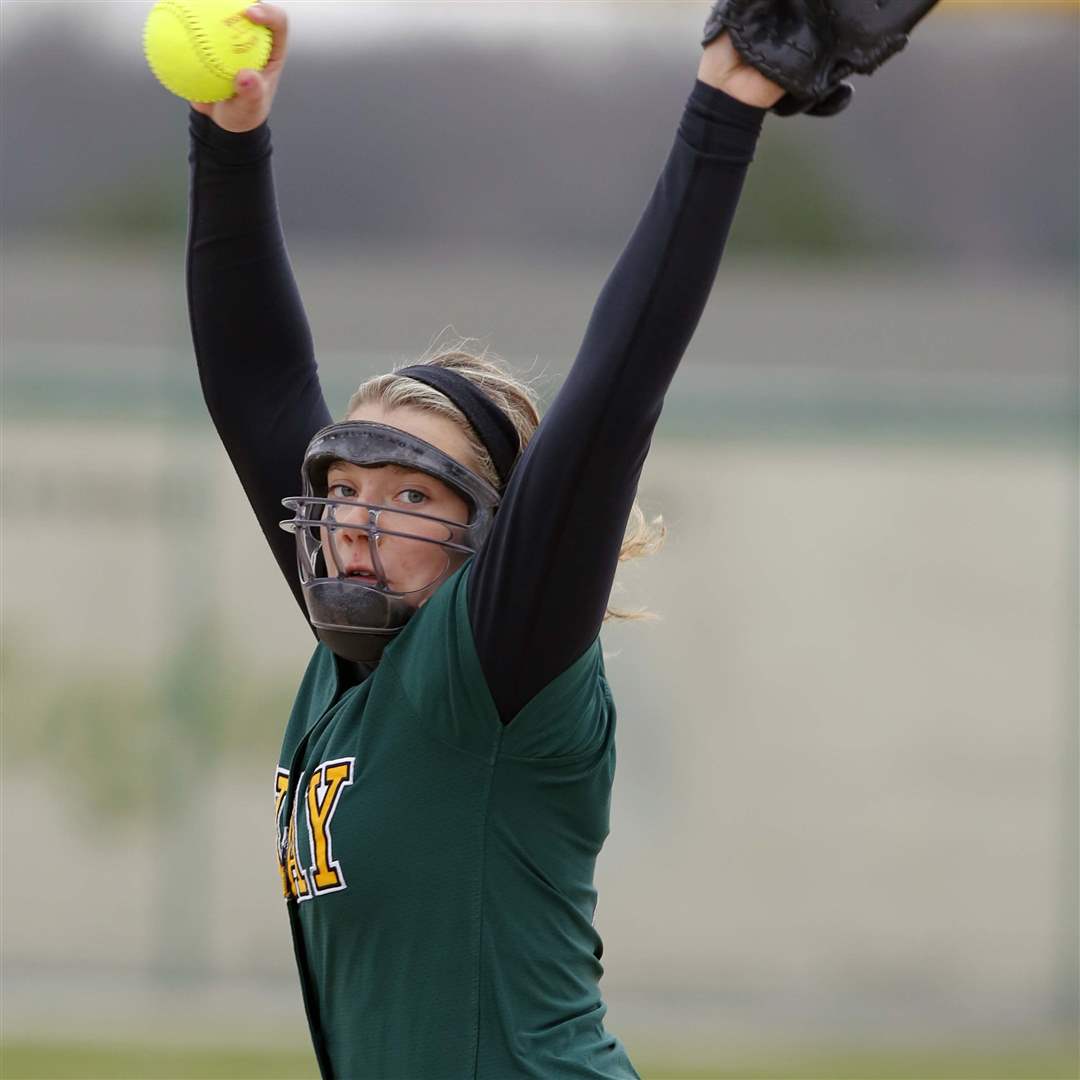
[467,40,782,723]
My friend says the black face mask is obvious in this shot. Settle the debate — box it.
[281,421,501,664]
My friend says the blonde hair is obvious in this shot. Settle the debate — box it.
[347,338,665,621]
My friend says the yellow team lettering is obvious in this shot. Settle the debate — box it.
[306,759,355,894]
[285,791,310,900]
[275,759,356,901]
[274,770,291,897]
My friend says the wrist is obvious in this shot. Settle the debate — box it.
[697,38,785,110]
[189,108,271,164]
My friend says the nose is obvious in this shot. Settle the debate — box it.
[334,503,380,546]
[322,503,383,580]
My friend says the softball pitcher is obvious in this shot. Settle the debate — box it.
[185,2,938,1075]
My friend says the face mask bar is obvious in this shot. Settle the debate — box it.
[280,420,504,663]
[282,494,481,598]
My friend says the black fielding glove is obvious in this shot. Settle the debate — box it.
[702,0,940,117]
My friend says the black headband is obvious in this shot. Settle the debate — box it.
[396,365,519,487]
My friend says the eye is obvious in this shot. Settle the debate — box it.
[328,482,357,499]
[398,488,428,506]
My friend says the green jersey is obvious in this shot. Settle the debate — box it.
[275,563,639,1079]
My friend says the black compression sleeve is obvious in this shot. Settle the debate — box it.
[187,110,331,623]
[468,81,765,722]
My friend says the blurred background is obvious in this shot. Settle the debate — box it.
[2,1,1077,1077]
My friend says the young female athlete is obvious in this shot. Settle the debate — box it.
[185,2,936,1075]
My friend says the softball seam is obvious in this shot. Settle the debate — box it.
[143,1,272,102]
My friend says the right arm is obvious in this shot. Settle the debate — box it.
[186,4,328,620]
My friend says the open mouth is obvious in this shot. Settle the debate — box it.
[345,569,379,584]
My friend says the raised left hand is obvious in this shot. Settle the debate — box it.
[698,31,785,109]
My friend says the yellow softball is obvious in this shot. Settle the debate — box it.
[143,0,273,103]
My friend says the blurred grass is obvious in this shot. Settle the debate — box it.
[2,630,298,821]
[0,1044,317,1080]
[2,1041,1078,1080]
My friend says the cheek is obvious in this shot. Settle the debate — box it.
[390,539,446,577]
[381,536,458,604]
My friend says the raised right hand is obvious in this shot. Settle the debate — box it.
[190,3,288,132]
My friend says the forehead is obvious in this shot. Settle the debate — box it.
[327,460,427,481]
[346,403,475,468]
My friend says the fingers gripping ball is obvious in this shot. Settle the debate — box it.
[143,0,272,103]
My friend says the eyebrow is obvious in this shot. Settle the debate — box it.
[327,463,430,480]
